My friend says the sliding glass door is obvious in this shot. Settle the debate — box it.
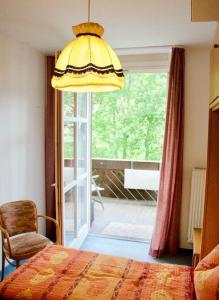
[62,92,91,248]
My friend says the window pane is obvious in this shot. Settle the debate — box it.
[64,123,74,160]
[77,93,87,118]
[77,178,87,230]
[77,123,87,177]
[63,91,74,118]
[92,73,168,161]
[63,91,75,181]
[64,187,75,244]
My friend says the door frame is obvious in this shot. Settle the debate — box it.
[55,91,91,248]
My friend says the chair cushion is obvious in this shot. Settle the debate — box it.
[4,232,52,260]
[194,244,219,300]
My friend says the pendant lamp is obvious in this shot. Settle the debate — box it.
[51,0,125,92]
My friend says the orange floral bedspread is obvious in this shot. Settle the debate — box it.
[0,245,194,300]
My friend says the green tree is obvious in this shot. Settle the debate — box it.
[63,92,74,158]
[92,73,167,161]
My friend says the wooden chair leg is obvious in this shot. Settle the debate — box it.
[16,260,20,269]
[1,251,5,281]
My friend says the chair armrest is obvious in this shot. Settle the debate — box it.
[37,215,60,245]
[0,225,12,257]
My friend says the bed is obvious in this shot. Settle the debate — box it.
[0,244,194,300]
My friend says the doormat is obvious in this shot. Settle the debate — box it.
[102,222,153,240]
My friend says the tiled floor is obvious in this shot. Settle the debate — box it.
[90,197,157,241]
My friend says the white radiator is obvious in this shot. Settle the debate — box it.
[187,168,206,243]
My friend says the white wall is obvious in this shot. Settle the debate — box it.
[119,53,170,72]
[180,47,210,249]
[0,33,45,224]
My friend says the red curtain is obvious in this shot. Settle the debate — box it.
[45,56,56,242]
[149,48,185,258]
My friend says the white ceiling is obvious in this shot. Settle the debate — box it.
[0,0,217,54]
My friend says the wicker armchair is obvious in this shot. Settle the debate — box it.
[0,200,59,280]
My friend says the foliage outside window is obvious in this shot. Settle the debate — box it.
[92,73,168,161]
[63,92,74,158]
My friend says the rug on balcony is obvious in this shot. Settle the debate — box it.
[101,222,153,241]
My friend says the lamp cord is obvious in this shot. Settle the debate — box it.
[88,0,91,22]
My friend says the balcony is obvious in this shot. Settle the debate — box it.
[91,159,159,241]
[92,158,160,201]
[64,158,159,242]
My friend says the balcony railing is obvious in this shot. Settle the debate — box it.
[92,158,160,202]
[64,158,160,201]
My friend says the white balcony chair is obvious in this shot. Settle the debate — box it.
[92,175,104,210]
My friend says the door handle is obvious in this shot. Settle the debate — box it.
[51,183,56,187]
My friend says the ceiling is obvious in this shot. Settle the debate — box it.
[0,0,217,54]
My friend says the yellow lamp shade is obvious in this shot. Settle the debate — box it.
[51,22,125,92]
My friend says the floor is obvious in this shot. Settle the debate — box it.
[81,235,192,266]
[90,197,156,241]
